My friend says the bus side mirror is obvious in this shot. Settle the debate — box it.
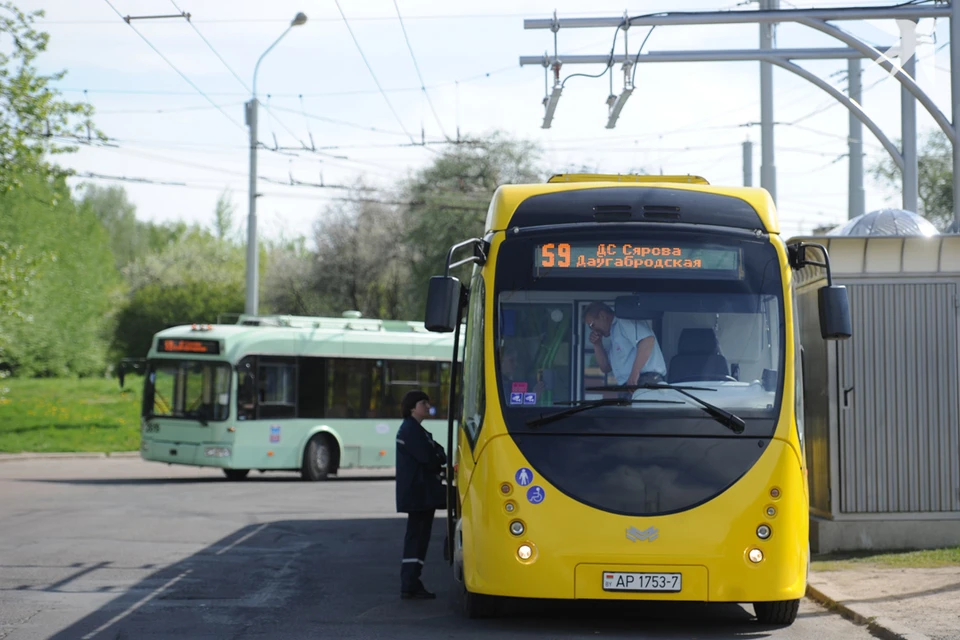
[819,285,852,340]
[425,276,461,333]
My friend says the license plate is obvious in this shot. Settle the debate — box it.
[602,572,682,592]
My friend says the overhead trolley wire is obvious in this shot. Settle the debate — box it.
[393,0,449,140]
[101,0,243,131]
[334,0,417,145]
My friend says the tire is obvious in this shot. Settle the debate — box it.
[462,585,499,619]
[301,434,337,481]
[223,469,250,481]
[754,599,800,625]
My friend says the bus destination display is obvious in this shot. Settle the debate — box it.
[534,242,741,277]
[157,339,221,355]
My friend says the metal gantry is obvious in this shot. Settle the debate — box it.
[520,3,958,227]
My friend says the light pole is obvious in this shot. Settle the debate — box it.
[245,12,307,316]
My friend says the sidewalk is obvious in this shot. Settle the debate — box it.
[808,566,960,640]
[0,451,140,462]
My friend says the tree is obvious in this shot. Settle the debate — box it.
[0,173,120,376]
[77,183,142,269]
[214,188,237,243]
[311,193,410,319]
[111,227,247,360]
[261,237,325,316]
[870,130,954,231]
[113,281,244,359]
[0,2,98,192]
[400,132,544,315]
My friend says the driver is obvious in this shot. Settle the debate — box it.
[583,301,667,387]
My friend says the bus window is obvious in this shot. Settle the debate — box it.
[297,356,326,419]
[497,303,572,407]
[258,359,296,419]
[145,360,231,422]
[237,357,256,420]
[461,272,485,442]
[326,359,383,419]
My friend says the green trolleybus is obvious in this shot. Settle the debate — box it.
[134,313,455,480]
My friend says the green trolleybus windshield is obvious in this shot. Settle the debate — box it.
[145,360,232,422]
[495,231,785,429]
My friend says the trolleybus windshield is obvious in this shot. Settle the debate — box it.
[144,359,231,423]
[495,230,785,434]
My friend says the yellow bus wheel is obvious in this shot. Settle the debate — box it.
[462,586,499,619]
[753,599,800,626]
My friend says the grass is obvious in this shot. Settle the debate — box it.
[812,546,960,571]
[0,376,143,453]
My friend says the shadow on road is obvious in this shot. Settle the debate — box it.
[45,519,778,639]
[24,473,395,486]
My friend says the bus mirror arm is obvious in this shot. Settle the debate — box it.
[788,242,852,341]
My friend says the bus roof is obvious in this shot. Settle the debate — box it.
[148,314,456,363]
[547,173,709,184]
[484,179,778,235]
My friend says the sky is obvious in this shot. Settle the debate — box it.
[20,0,954,243]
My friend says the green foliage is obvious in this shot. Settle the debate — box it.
[0,173,120,376]
[123,227,246,293]
[213,188,238,243]
[812,546,960,571]
[113,280,244,359]
[401,132,544,315]
[0,2,100,192]
[870,130,954,230]
[77,183,156,270]
[0,376,142,452]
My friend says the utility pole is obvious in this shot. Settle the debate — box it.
[245,98,259,315]
[898,19,919,213]
[953,0,960,229]
[244,13,307,316]
[848,58,865,220]
[743,140,753,187]
[759,0,778,203]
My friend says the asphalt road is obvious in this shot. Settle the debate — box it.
[0,458,879,640]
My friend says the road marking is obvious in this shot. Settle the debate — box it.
[81,570,191,640]
[215,523,269,556]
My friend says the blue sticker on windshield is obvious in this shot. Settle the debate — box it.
[526,485,545,504]
[523,393,537,405]
[510,392,523,405]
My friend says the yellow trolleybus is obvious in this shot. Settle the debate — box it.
[424,174,851,624]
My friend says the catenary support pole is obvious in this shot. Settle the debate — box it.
[245,98,259,315]
[899,19,919,213]
[743,140,753,187]
[759,0,778,202]
[952,0,960,229]
[848,57,865,220]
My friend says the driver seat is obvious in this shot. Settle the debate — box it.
[668,328,729,383]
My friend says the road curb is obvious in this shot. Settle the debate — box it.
[0,451,140,463]
[806,583,932,640]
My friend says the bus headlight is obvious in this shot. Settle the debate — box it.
[204,447,231,458]
[748,548,764,563]
[756,524,772,540]
[517,544,533,560]
[509,520,525,536]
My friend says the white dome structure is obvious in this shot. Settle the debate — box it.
[828,208,939,237]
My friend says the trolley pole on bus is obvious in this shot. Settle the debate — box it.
[245,12,307,316]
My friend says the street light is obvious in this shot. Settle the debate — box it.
[245,12,307,316]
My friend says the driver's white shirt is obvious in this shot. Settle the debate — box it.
[602,318,667,385]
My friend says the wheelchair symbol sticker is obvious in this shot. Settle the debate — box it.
[526,485,545,504]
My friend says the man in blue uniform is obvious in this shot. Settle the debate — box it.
[584,301,667,386]
[395,390,446,600]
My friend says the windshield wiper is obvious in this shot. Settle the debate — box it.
[184,409,209,426]
[527,398,683,429]
[587,383,746,434]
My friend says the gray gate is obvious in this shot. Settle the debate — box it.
[837,282,960,514]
